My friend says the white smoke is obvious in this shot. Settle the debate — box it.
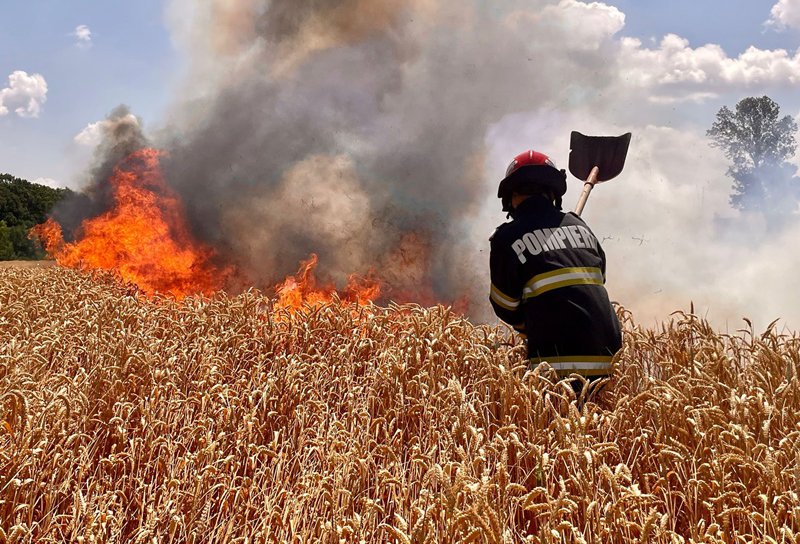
[33,177,65,189]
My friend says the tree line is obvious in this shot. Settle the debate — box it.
[0,174,72,260]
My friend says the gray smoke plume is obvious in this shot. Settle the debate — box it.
[50,1,631,315]
[148,0,621,304]
[54,106,147,240]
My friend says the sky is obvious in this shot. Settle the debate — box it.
[2,0,800,329]
[0,0,178,187]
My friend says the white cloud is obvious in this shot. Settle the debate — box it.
[73,24,92,48]
[504,4,800,106]
[618,34,800,101]
[74,113,140,147]
[0,71,48,118]
[767,0,800,29]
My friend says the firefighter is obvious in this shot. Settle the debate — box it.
[489,149,622,399]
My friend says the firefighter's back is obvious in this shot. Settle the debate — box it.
[494,197,621,377]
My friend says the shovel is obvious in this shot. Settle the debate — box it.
[569,131,632,216]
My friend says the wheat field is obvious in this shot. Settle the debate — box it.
[1,267,799,543]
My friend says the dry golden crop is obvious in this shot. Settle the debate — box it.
[1,267,799,543]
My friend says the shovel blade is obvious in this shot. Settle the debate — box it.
[569,131,632,182]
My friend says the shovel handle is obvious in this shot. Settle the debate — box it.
[573,166,600,216]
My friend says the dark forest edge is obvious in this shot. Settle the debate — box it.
[0,174,72,260]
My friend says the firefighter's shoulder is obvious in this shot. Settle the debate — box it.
[564,211,588,226]
[489,222,513,242]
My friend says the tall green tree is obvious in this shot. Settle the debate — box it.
[707,96,799,224]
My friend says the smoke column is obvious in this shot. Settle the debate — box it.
[141,0,619,305]
[54,106,148,239]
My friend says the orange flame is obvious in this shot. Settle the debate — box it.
[31,148,231,299]
[29,149,464,313]
[275,253,381,311]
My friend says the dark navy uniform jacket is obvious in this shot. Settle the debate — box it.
[489,195,622,377]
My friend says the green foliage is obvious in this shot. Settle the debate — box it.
[0,221,14,260]
[0,174,71,260]
[707,96,799,224]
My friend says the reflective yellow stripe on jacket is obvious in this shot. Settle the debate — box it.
[522,267,604,299]
[530,355,613,377]
[490,283,520,311]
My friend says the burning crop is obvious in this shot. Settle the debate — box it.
[31,148,388,309]
[2,266,800,542]
[31,149,230,299]
[274,253,381,311]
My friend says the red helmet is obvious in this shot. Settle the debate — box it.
[498,150,567,211]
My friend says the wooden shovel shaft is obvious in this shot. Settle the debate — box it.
[573,166,600,216]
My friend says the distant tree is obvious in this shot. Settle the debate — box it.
[0,174,72,259]
[707,96,799,225]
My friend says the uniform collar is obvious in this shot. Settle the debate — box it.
[513,195,556,215]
